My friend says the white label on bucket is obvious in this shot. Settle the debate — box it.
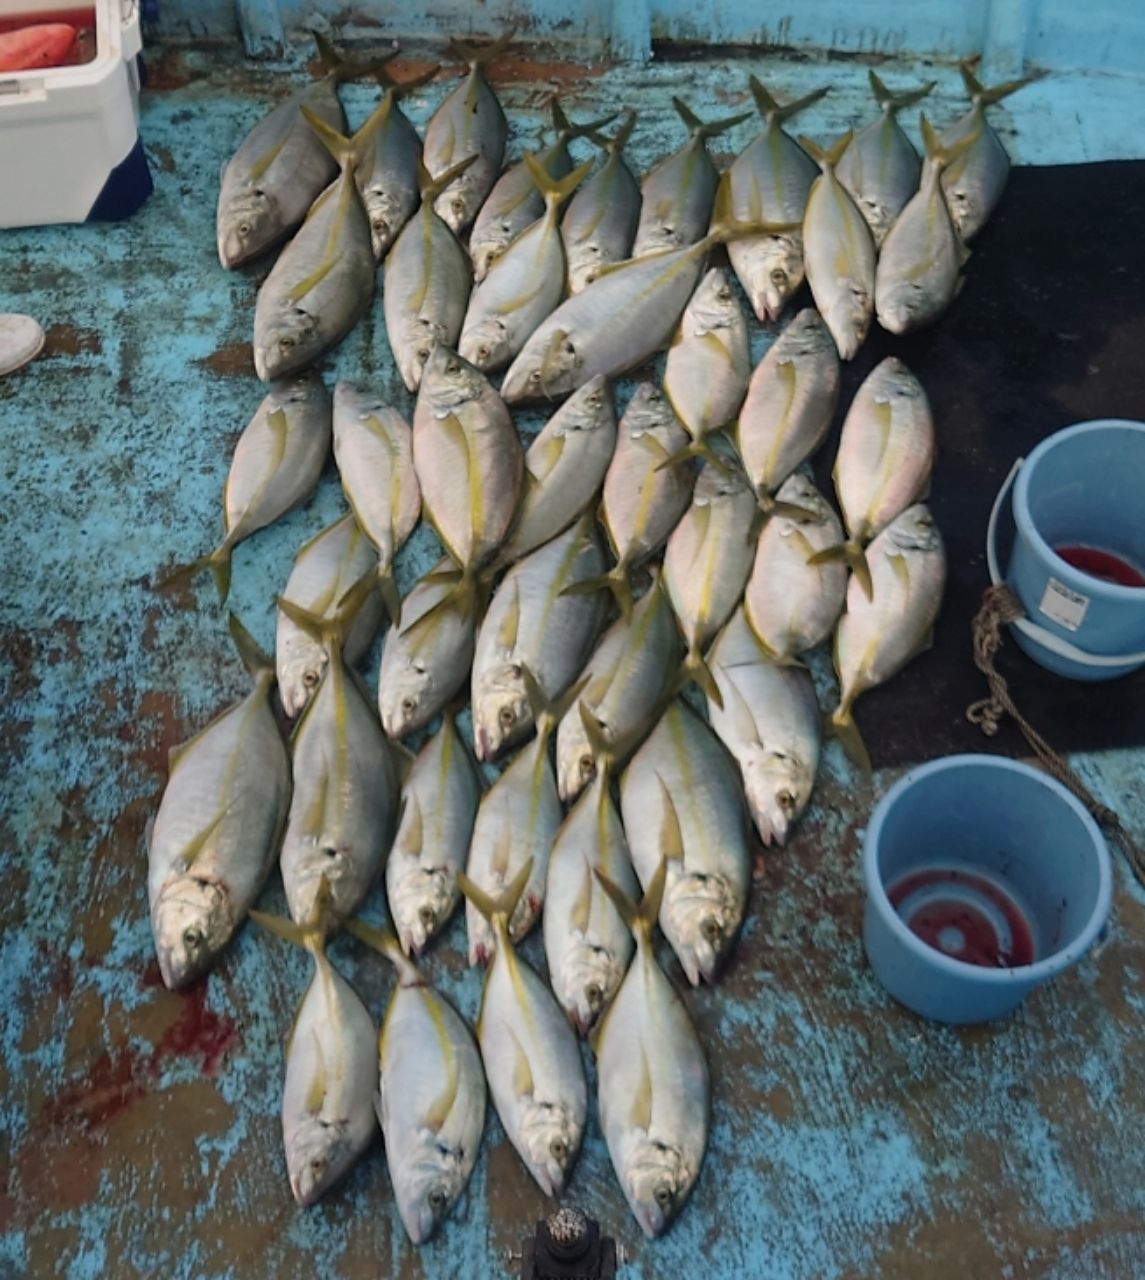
[1039,577,1090,631]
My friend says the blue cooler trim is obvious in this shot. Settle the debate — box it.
[86,135,154,222]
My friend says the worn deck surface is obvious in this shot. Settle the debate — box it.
[2,42,1145,1280]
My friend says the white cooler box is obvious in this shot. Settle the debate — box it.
[0,0,152,227]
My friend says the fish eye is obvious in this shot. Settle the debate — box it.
[310,1157,325,1174]
[279,336,295,350]
[550,1137,567,1161]
[717,286,732,301]
[303,670,319,688]
[445,358,460,375]
[183,926,202,950]
[401,697,417,716]
[528,370,542,385]
[777,789,796,814]
[416,346,430,362]
[586,982,603,1009]
[579,754,595,780]
[701,917,721,943]
[654,1183,674,1207]
[498,706,515,729]
[419,905,436,928]
[429,1187,448,1209]
[770,268,788,287]
[477,344,491,362]
[238,221,251,236]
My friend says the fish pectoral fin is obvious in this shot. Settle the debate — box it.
[305,1030,327,1115]
[655,772,686,862]
[508,1026,535,1100]
[629,1045,653,1131]
[570,857,594,935]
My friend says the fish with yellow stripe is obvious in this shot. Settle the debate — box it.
[148,616,291,990]
[561,110,641,294]
[345,919,486,1242]
[460,860,587,1197]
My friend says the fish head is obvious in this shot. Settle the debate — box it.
[379,656,435,738]
[434,178,477,235]
[886,503,941,553]
[278,645,327,719]
[471,225,513,281]
[217,186,280,268]
[774,472,830,523]
[623,382,678,438]
[285,1115,352,1207]
[824,281,872,360]
[151,876,232,990]
[458,317,512,372]
[665,871,741,984]
[688,268,739,336]
[780,307,835,358]
[621,1138,691,1239]
[559,374,613,433]
[567,242,606,293]
[559,943,625,1035]
[472,662,530,762]
[256,304,320,381]
[742,746,815,846]
[503,330,582,403]
[518,1100,581,1197]
[421,344,486,417]
[742,234,804,322]
[363,189,404,260]
[556,727,597,803]
[693,463,751,507]
[285,840,354,928]
[396,318,450,392]
[876,280,930,335]
[638,223,684,256]
[389,865,454,956]
[393,1147,467,1244]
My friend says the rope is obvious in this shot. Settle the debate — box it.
[968,584,1145,885]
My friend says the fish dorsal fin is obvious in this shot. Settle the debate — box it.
[508,1025,534,1098]
[305,1029,327,1114]
[655,773,686,862]
[629,1044,653,1131]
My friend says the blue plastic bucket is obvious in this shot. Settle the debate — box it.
[987,419,1145,681]
[863,755,1112,1025]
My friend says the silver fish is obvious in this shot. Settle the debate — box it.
[160,374,331,602]
[461,862,587,1196]
[495,376,617,566]
[216,34,385,269]
[253,107,382,382]
[472,518,605,762]
[332,382,421,625]
[422,31,513,235]
[735,307,839,506]
[562,111,641,294]
[800,130,877,360]
[875,114,976,335]
[830,505,945,772]
[813,356,934,598]
[707,607,821,846]
[378,557,476,738]
[663,267,751,458]
[555,571,681,803]
[385,714,483,957]
[148,618,290,990]
[836,71,935,247]
[631,97,751,258]
[412,345,524,613]
[384,155,478,394]
[725,77,828,322]
[276,513,383,719]
[459,155,593,373]
[251,910,378,1208]
[941,63,1038,243]
[544,769,640,1034]
[279,584,399,928]
[347,922,485,1244]
[469,98,615,281]
[744,473,847,662]
[620,699,751,985]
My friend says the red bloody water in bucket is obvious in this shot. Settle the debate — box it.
[887,866,1036,968]
[1054,544,1145,589]
[0,9,97,68]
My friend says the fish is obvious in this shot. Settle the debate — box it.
[662,267,751,466]
[422,30,514,235]
[377,557,477,738]
[734,307,839,509]
[472,516,605,762]
[631,97,751,258]
[725,77,829,322]
[743,473,847,662]
[384,154,479,394]
[385,714,483,957]
[216,33,390,269]
[495,376,618,566]
[707,607,821,846]
[562,110,641,294]
[501,176,797,404]
[345,920,486,1243]
[555,570,681,803]
[276,513,384,719]
[571,382,694,619]
[835,71,936,247]
[593,862,710,1238]
[829,504,945,772]
[332,382,421,626]
[662,464,760,706]
[357,63,440,260]
[252,106,382,382]
[0,22,75,71]
[620,699,751,985]
[460,860,587,1196]
[544,767,641,1035]
[278,580,400,928]
[941,63,1039,243]
[809,356,934,599]
[459,155,593,373]
[875,114,979,335]
[148,617,291,990]
[800,130,877,360]
[411,345,524,618]
[465,671,583,966]
[250,902,378,1207]
[470,98,616,281]
[159,374,331,603]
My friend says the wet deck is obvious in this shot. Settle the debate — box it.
[2,41,1144,1280]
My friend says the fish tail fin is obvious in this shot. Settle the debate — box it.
[301,101,388,172]
[458,856,533,927]
[343,916,422,983]
[808,539,872,599]
[404,563,482,637]
[416,151,479,201]
[919,111,981,172]
[590,107,637,155]
[449,27,516,67]
[378,62,440,97]
[277,569,376,651]
[826,702,872,776]
[758,489,821,523]
[673,96,749,138]
[377,561,402,629]
[596,856,667,943]
[560,564,634,621]
[869,69,936,113]
[312,30,398,85]
[250,873,334,948]
[577,700,615,775]
[521,664,591,743]
[227,614,274,680]
[798,129,853,171]
[156,540,233,605]
[524,152,594,211]
[682,647,724,709]
[558,100,618,141]
[707,172,801,241]
[751,77,829,124]
[961,61,1041,107]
